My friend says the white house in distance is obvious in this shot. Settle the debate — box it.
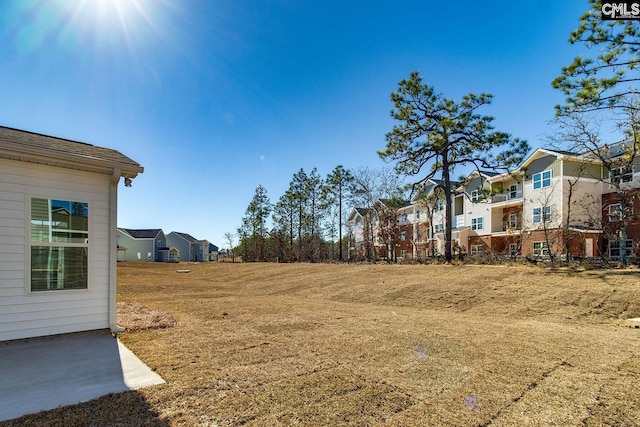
[0,126,143,341]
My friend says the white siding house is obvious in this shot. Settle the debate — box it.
[0,126,143,341]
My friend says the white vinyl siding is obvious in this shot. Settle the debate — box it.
[0,158,111,341]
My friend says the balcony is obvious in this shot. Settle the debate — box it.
[454,214,464,228]
[491,191,523,205]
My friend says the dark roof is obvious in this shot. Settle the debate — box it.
[121,228,162,239]
[0,126,142,169]
[173,232,198,242]
[478,170,501,177]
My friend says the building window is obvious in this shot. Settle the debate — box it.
[533,170,552,190]
[509,184,518,199]
[399,213,407,223]
[471,189,484,202]
[435,200,445,211]
[533,241,549,256]
[508,213,519,229]
[611,165,633,184]
[356,219,362,228]
[400,231,407,241]
[608,239,633,258]
[30,198,88,291]
[416,209,421,220]
[609,204,621,222]
[400,250,407,258]
[471,245,483,256]
[608,202,633,222]
[471,217,483,230]
[434,224,444,233]
[533,206,551,223]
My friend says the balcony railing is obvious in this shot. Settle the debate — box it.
[454,214,464,228]
[491,191,522,203]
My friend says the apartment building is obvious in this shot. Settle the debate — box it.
[348,147,637,260]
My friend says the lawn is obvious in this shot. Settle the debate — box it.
[5,262,640,426]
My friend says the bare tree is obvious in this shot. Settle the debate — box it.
[223,232,236,263]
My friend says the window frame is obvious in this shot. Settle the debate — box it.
[533,206,551,223]
[471,189,484,203]
[471,245,483,256]
[532,241,549,256]
[608,239,633,258]
[533,170,552,190]
[611,165,633,184]
[27,196,91,293]
[471,217,483,230]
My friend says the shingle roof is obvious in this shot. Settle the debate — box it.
[174,232,198,242]
[121,229,162,239]
[0,126,142,173]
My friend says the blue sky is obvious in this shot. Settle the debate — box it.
[1,0,591,248]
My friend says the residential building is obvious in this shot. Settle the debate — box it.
[167,231,216,262]
[347,147,630,260]
[117,228,168,262]
[0,126,143,341]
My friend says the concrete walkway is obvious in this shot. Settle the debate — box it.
[0,330,164,422]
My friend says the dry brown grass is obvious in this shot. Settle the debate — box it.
[4,262,640,426]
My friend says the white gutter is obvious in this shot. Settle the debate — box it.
[109,168,125,334]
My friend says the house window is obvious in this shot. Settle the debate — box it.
[471,217,483,230]
[471,245,483,256]
[533,206,551,223]
[400,231,407,241]
[30,198,88,291]
[400,250,407,258]
[416,210,421,220]
[509,184,518,199]
[471,189,484,202]
[533,170,552,190]
[532,241,549,256]
[434,224,444,233]
[508,213,518,229]
[435,200,445,211]
[611,165,633,184]
[399,213,407,223]
[608,202,633,222]
[608,239,633,258]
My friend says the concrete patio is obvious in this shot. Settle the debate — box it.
[0,330,164,422]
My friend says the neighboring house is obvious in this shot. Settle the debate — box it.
[117,228,168,262]
[0,126,143,341]
[208,243,219,261]
[167,231,216,262]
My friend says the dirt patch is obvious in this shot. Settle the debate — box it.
[117,302,177,331]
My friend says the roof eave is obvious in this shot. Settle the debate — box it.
[0,141,144,178]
